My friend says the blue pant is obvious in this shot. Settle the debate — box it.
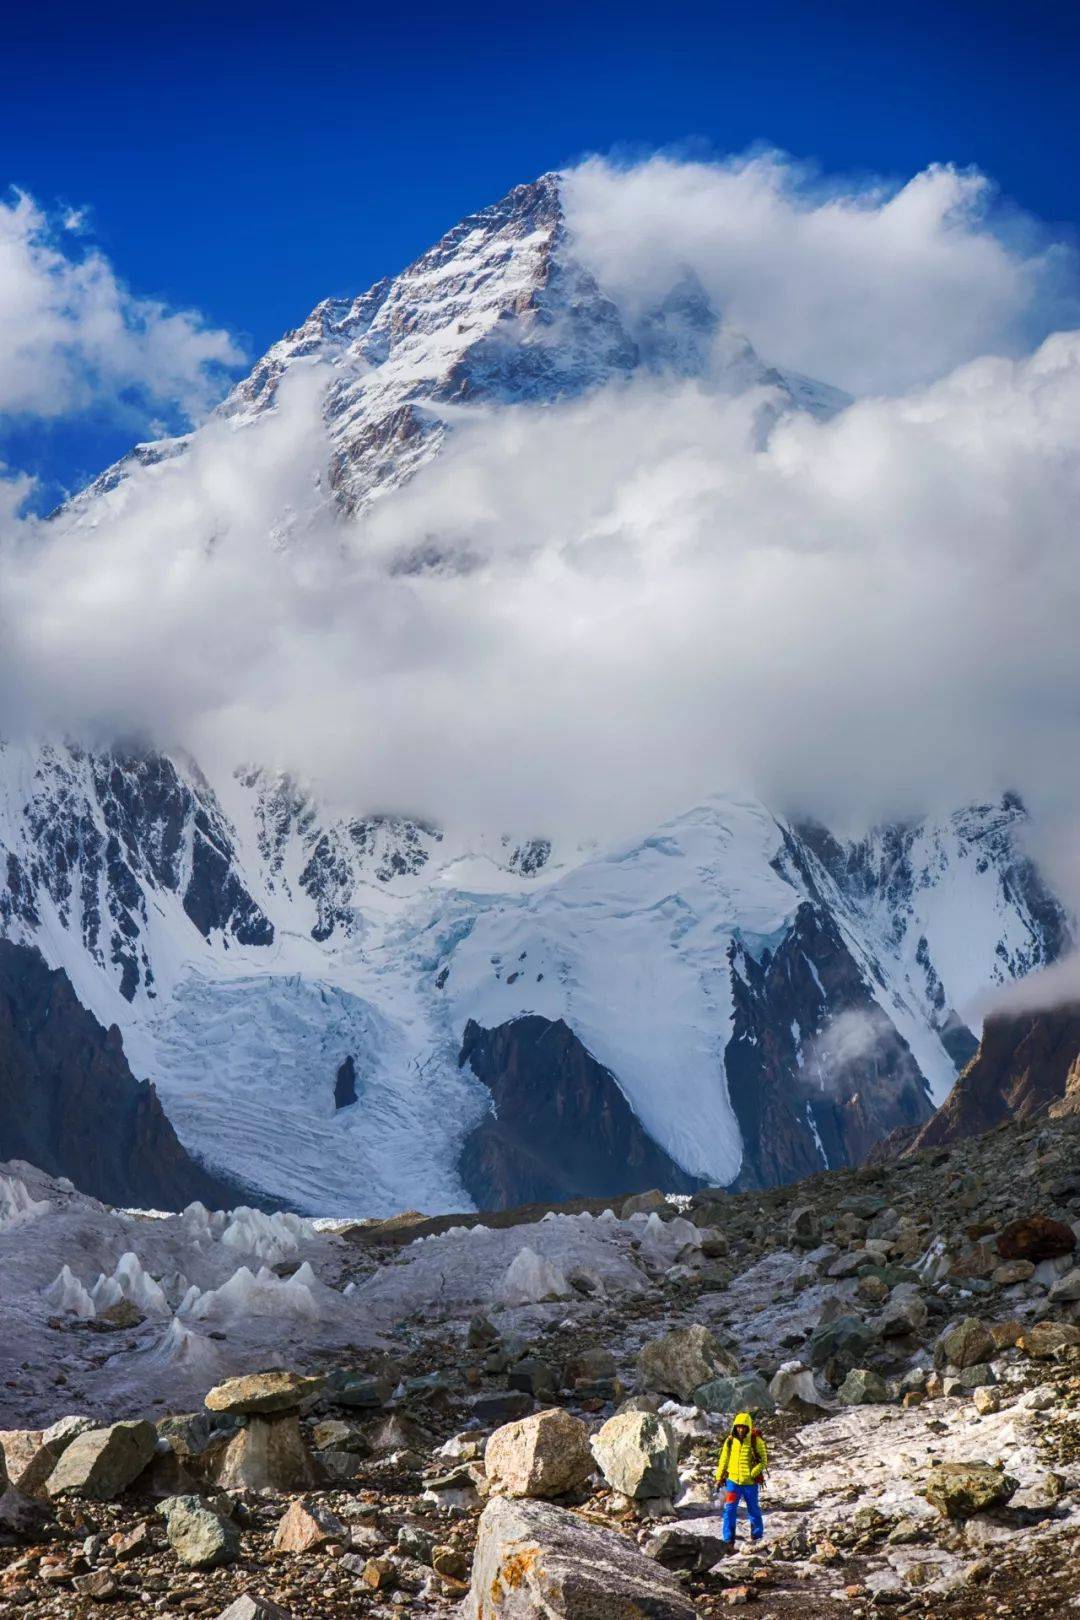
[721,1481,763,1542]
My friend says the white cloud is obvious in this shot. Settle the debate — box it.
[4,327,1080,858]
[0,190,243,424]
[0,151,1079,922]
[563,152,1075,395]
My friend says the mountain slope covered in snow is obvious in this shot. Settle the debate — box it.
[1,173,1069,1211]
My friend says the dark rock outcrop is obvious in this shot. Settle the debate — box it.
[334,1056,357,1110]
[892,1004,1080,1154]
[725,902,934,1188]
[0,940,241,1209]
[457,1016,700,1210]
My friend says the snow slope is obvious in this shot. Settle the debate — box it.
[0,738,1065,1211]
[0,175,1068,1211]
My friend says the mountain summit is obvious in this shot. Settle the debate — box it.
[3,179,1067,1214]
[66,173,845,524]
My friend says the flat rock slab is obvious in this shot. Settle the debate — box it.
[204,1371,325,1415]
[466,1495,699,1620]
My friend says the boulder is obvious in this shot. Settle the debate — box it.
[46,1420,156,1500]
[789,1204,821,1248]
[1048,1268,1080,1304]
[41,1415,96,1454]
[311,1419,369,1455]
[204,1371,324,1415]
[621,1190,668,1218]
[564,1349,616,1389]
[590,1411,678,1501]
[924,1461,1017,1519]
[484,1409,594,1500]
[996,1216,1076,1262]
[208,1413,316,1492]
[644,1516,734,1571]
[215,1597,293,1620]
[692,1373,774,1416]
[508,1358,560,1401]
[768,1364,831,1413]
[465,1495,697,1620]
[938,1317,995,1370]
[1017,1321,1080,1359]
[808,1315,875,1370]
[158,1494,240,1568]
[991,1260,1035,1286]
[636,1324,736,1401]
[272,1495,346,1553]
[838,1369,888,1406]
[0,1485,52,1541]
[878,1294,927,1337]
[329,1372,396,1410]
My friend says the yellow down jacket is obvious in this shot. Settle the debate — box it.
[714,1411,767,1485]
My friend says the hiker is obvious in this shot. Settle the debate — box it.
[714,1409,767,1548]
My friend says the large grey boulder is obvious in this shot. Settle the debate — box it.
[692,1373,774,1415]
[937,1317,996,1370]
[838,1368,889,1406]
[808,1315,875,1370]
[46,1420,156,1500]
[465,1495,698,1620]
[590,1411,678,1501]
[158,1494,240,1568]
[484,1409,594,1500]
[636,1324,736,1401]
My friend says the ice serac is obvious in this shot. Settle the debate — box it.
[0,940,239,1209]
[458,1015,701,1209]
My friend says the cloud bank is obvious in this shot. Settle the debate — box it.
[564,152,1076,394]
[0,190,243,425]
[1,153,1079,898]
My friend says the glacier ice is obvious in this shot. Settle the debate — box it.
[183,1263,323,1323]
[140,1315,224,1374]
[497,1246,573,1305]
[42,1264,96,1318]
[0,1173,52,1231]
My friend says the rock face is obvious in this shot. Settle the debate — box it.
[484,1409,594,1500]
[589,1411,678,1501]
[465,1495,699,1620]
[636,1325,736,1402]
[45,1420,156,1501]
[893,1004,1080,1155]
[458,1017,701,1209]
[724,901,935,1187]
[0,941,240,1210]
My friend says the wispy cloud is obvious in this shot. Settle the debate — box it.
[0,189,244,427]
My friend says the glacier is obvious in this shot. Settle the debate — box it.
[0,172,1070,1211]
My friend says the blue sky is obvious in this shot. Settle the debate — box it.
[3,0,1079,504]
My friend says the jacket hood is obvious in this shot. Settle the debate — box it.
[731,1411,753,1432]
